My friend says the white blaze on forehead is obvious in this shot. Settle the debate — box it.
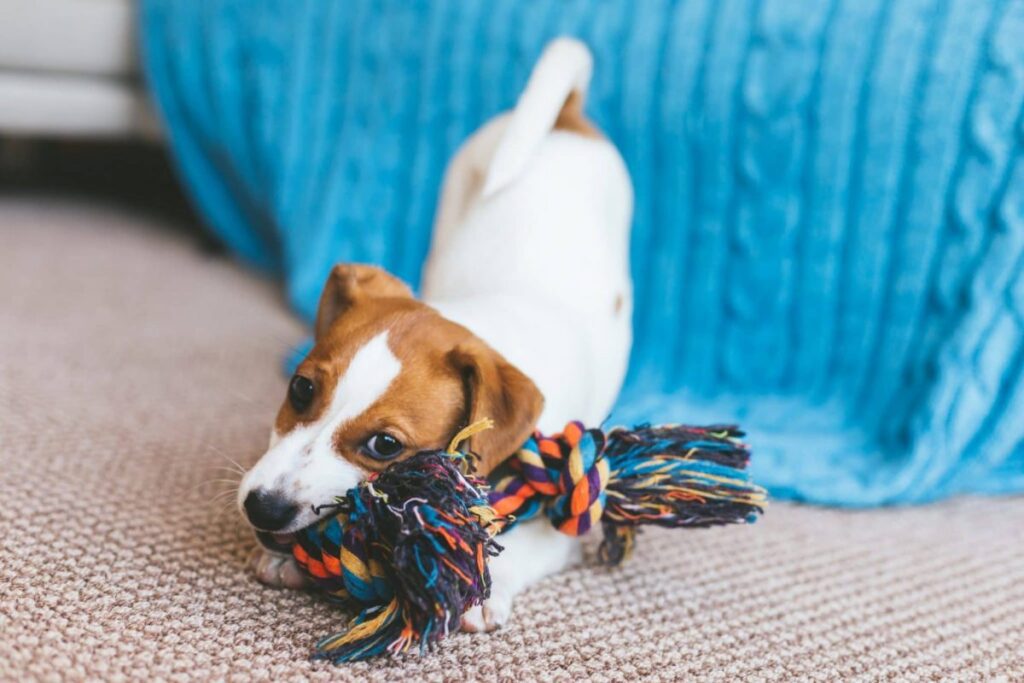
[238,331,402,532]
[312,330,402,452]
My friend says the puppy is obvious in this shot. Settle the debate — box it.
[238,37,633,632]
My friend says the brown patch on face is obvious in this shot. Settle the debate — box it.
[330,308,468,472]
[554,90,602,139]
[274,263,545,477]
[275,265,417,441]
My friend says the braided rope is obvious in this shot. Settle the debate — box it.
[488,421,610,535]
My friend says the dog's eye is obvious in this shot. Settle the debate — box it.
[364,433,403,460]
[288,375,315,412]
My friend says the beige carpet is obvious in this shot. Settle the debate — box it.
[1,199,1023,682]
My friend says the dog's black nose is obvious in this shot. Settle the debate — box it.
[243,489,298,531]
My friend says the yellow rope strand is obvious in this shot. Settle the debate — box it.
[446,418,495,455]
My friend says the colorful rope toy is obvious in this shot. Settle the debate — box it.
[290,420,766,662]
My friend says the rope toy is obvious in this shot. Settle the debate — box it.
[289,420,766,662]
[487,421,765,565]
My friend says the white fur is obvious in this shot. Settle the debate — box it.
[238,332,400,533]
[422,37,634,628]
[423,36,633,433]
[482,38,593,197]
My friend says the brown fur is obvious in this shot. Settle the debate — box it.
[554,90,601,139]
[277,264,545,476]
[448,337,545,473]
[314,264,415,340]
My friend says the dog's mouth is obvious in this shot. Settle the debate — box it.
[254,530,296,554]
[250,500,349,554]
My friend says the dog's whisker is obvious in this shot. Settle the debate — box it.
[211,493,239,507]
[214,497,244,523]
[210,491,241,513]
[224,386,267,406]
[188,473,244,496]
[205,478,244,486]
[209,464,246,477]
[204,444,250,474]
[205,472,242,480]
[257,331,306,350]
[205,453,246,467]
[188,484,239,500]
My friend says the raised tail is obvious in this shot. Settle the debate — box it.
[482,37,595,198]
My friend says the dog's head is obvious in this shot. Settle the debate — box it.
[237,264,544,536]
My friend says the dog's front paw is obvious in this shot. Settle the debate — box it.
[460,589,513,633]
[248,547,308,589]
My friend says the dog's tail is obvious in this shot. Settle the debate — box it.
[482,37,594,198]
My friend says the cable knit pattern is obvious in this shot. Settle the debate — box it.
[141,0,1024,504]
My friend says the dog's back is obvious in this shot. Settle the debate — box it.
[422,38,634,430]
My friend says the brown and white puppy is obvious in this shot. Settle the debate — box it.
[238,37,634,631]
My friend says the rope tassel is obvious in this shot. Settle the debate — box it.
[292,450,503,662]
[291,421,766,662]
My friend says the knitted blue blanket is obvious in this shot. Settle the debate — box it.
[141,0,1024,505]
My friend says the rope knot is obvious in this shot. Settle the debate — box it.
[488,421,611,536]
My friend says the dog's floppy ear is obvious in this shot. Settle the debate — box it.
[448,338,545,472]
[315,264,414,340]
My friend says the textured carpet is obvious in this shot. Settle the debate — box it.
[1,200,1023,681]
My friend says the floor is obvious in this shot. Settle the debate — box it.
[1,198,1022,681]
